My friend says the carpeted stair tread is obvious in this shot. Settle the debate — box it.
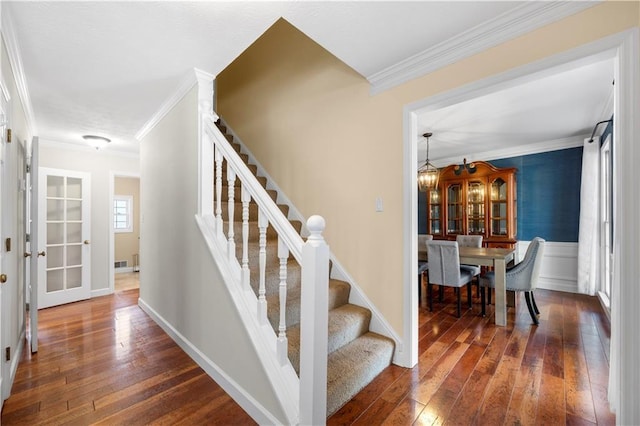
[221,201,289,222]
[326,332,395,416]
[265,278,351,331]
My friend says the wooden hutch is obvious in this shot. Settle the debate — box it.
[426,160,517,248]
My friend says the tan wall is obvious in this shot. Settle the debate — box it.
[217,2,639,336]
[114,177,140,268]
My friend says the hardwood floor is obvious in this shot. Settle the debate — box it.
[328,288,615,425]
[114,271,140,292]
[0,289,255,425]
[1,286,613,425]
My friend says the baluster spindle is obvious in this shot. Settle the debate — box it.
[241,185,251,291]
[258,209,268,324]
[227,168,236,261]
[214,147,223,239]
[277,237,289,365]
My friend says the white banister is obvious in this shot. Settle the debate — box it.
[277,236,289,366]
[241,185,251,292]
[258,208,269,324]
[227,167,236,262]
[214,146,224,241]
[299,215,329,425]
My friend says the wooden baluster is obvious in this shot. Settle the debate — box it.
[241,185,251,292]
[299,215,329,425]
[277,237,289,365]
[227,168,236,262]
[258,209,268,324]
[214,146,223,239]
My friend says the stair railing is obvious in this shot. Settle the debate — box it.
[194,73,328,425]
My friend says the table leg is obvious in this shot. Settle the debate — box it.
[494,258,507,326]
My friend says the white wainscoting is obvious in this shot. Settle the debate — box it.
[516,240,578,294]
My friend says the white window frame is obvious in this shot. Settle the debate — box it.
[113,195,133,233]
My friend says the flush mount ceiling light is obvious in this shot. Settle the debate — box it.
[82,134,111,150]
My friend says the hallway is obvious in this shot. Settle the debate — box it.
[0,289,255,425]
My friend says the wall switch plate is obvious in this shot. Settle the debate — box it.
[375,197,384,212]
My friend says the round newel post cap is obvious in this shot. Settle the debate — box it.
[307,215,326,240]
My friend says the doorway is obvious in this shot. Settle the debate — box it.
[109,173,140,292]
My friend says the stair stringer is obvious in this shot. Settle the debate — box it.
[196,213,301,425]
[218,117,404,365]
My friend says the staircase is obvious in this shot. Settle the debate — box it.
[215,120,395,417]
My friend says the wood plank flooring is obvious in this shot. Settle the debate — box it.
[2,287,613,425]
[1,289,255,425]
[328,288,615,425]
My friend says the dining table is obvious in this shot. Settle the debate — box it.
[458,246,515,326]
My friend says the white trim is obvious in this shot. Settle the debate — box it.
[91,287,112,298]
[114,266,134,274]
[369,2,599,94]
[517,241,579,294]
[4,328,25,401]
[433,135,586,167]
[403,29,634,371]
[39,138,140,159]
[0,6,37,134]
[0,76,10,103]
[135,68,215,141]
[138,297,282,425]
[597,291,611,321]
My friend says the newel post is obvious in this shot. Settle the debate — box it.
[299,215,329,426]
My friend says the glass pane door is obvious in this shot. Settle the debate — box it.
[428,188,441,235]
[467,180,485,234]
[447,183,463,234]
[490,177,508,236]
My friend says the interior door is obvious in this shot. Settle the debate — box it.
[38,168,91,309]
[28,137,39,352]
[0,104,5,406]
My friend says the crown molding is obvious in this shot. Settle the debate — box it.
[1,5,37,134]
[369,1,601,95]
[432,135,587,168]
[40,137,140,159]
[135,67,215,141]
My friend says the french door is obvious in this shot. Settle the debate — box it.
[38,168,91,308]
[599,136,612,306]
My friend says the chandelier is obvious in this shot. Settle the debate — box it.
[417,132,440,192]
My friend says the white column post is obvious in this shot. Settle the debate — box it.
[277,237,289,365]
[299,215,329,425]
[214,147,224,241]
[257,209,269,324]
[226,168,236,262]
[241,185,251,292]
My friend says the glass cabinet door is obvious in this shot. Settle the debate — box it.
[446,182,464,234]
[427,188,442,235]
[490,177,508,236]
[467,180,485,235]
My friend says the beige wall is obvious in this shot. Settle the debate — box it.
[114,177,140,267]
[217,2,639,336]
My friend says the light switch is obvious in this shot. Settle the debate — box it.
[375,197,383,212]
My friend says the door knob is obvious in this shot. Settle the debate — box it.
[0,274,7,283]
[84,240,90,245]
[38,251,46,257]
[24,252,31,258]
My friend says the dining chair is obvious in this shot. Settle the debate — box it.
[456,235,483,295]
[426,240,474,317]
[479,237,546,325]
[417,234,433,305]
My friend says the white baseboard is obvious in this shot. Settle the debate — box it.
[115,267,134,274]
[4,328,26,401]
[137,297,281,425]
[91,288,113,298]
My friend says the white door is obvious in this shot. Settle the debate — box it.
[0,102,6,407]
[28,137,39,352]
[38,168,91,309]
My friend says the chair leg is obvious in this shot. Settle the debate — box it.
[428,282,433,312]
[439,285,444,302]
[488,287,492,305]
[531,291,540,315]
[467,283,472,308]
[456,288,461,318]
[418,273,422,306]
[524,292,539,325]
[480,286,486,317]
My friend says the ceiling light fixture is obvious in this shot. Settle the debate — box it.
[417,132,440,192]
[82,134,111,150]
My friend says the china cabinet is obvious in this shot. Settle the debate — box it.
[426,160,517,248]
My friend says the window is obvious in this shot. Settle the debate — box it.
[113,195,133,233]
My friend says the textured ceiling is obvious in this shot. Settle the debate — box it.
[3,1,600,156]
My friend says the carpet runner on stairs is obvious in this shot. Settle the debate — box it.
[216,121,395,417]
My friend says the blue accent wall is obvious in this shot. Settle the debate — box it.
[418,147,583,242]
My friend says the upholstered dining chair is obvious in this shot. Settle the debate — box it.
[456,235,483,295]
[479,237,546,325]
[418,234,433,304]
[426,240,474,317]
